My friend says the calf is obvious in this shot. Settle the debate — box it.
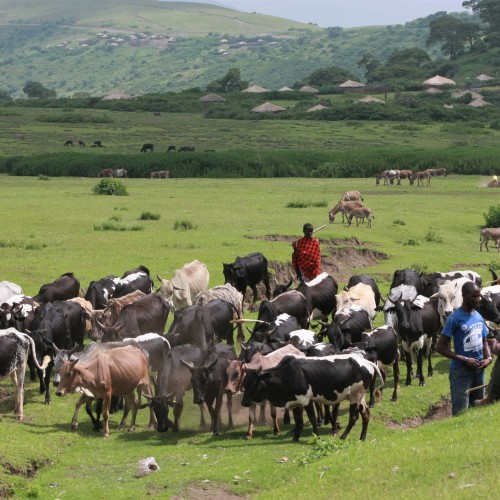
[347,207,373,228]
[85,275,120,310]
[242,353,382,441]
[140,143,154,152]
[56,346,150,437]
[0,328,45,420]
[480,228,500,252]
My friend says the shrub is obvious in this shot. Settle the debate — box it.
[139,211,161,221]
[174,219,196,231]
[393,219,405,226]
[424,230,443,243]
[286,200,327,208]
[483,205,500,227]
[92,179,128,196]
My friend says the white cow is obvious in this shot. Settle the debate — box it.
[480,228,500,252]
[430,277,472,325]
[336,283,377,320]
[0,281,23,303]
[157,260,209,311]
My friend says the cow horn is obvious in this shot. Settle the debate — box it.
[156,274,164,283]
[51,342,60,355]
[142,393,153,401]
[240,342,248,351]
[387,292,401,304]
[230,318,270,325]
[180,359,195,371]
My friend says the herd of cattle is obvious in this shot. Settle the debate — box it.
[1,257,500,443]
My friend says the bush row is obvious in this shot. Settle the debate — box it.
[1,148,500,178]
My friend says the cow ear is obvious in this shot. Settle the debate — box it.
[70,358,79,367]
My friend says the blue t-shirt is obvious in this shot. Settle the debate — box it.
[442,307,488,369]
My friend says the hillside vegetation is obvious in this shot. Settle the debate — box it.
[0,0,460,97]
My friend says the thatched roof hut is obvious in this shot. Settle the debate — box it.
[476,73,493,81]
[277,86,294,92]
[251,102,287,113]
[306,104,328,112]
[299,85,319,93]
[422,75,456,87]
[452,90,483,100]
[468,98,491,107]
[101,91,137,100]
[356,95,385,104]
[242,85,270,93]
[337,80,366,93]
[425,87,443,94]
[200,93,226,102]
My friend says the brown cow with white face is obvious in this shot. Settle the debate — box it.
[55,345,149,437]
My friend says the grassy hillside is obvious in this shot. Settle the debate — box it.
[0,0,456,97]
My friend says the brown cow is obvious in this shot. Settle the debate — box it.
[480,228,500,252]
[396,169,412,185]
[328,200,364,224]
[55,345,150,437]
[97,169,113,178]
[410,171,431,187]
[150,170,170,179]
[90,290,145,341]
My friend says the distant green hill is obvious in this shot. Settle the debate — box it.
[0,0,483,97]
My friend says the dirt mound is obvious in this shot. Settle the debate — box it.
[242,236,388,307]
[386,398,451,429]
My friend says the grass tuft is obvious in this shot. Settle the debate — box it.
[174,219,197,231]
[139,211,161,221]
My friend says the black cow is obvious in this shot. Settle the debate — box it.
[242,353,382,441]
[384,285,440,386]
[179,145,195,152]
[324,305,372,351]
[223,252,270,303]
[167,299,236,349]
[112,265,154,298]
[64,139,74,147]
[33,272,80,305]
[273,273,338,322]
[142,344,203,432]
[98,293,170,343]
[78,140,85,147]
[140,143,154,152]
[390,268,424,295]
[167,145,176,152]
[248,313,301,350]
[0,328,44,420]
[478,286,500,324]
[84,275,120,310]
[345,275,381,307]
[253,291,309,335]
[92,141,104,147]
[359,325,400,406]
[29,300,89,403]
[182,342,237,436]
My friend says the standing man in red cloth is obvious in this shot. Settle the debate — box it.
[292,223,321,282]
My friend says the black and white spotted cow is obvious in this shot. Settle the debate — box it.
[0,328,45,420]
[241,352,383,441]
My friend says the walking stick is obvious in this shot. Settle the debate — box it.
[465,383,489,394]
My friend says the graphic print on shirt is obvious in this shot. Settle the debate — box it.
[462,322,483,353]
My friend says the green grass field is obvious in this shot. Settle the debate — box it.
[0,175,499,498]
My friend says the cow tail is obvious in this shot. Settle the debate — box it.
[371,360,384,393]
[23,332,46,372]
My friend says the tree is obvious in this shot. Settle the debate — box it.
[306,66,355,87]
[387,48,431,68]
[426,15,468,60]
[206,68,248,93]
[22,81,56,99]
[463,0,500,33]
[459,20,482,50]
[357,53,381,76]
[326,26,343,39]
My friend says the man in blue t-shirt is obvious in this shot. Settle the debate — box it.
[436,281,493,416]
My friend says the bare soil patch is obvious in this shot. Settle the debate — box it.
[171,483,249,500]
[386,398,451,430]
